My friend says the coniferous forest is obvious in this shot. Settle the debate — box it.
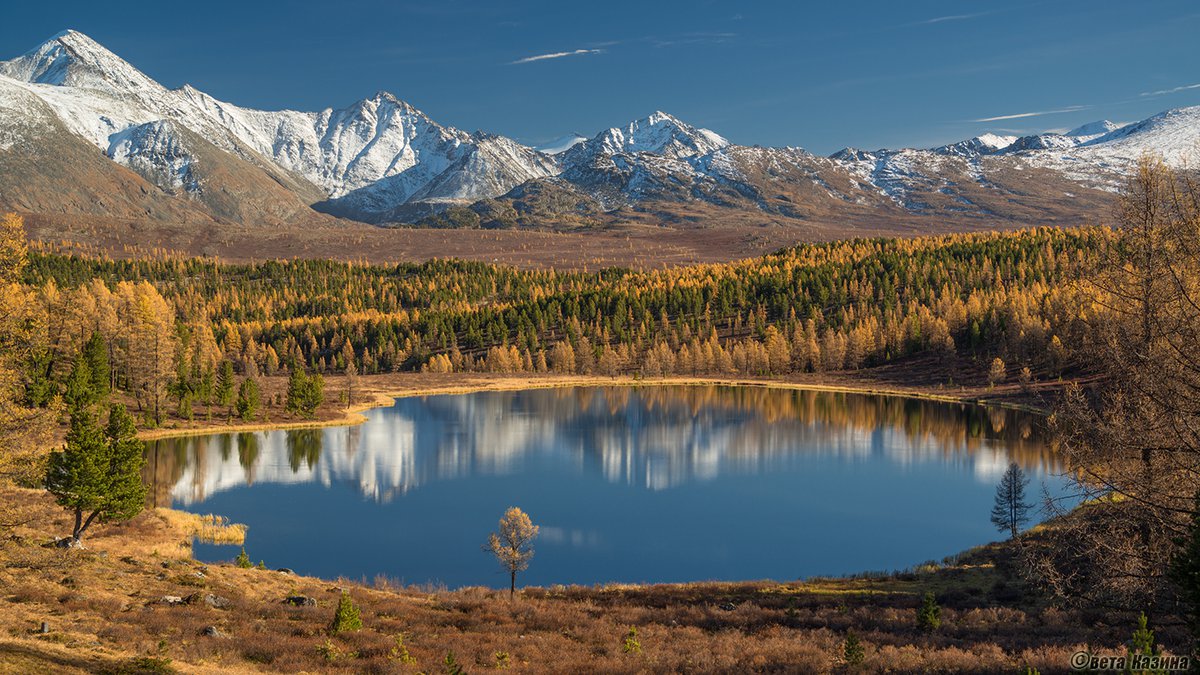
[15,225,1093,426]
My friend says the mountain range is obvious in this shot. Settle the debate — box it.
[1,30,1197,237]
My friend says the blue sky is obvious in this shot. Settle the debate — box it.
[2,0,1198,154]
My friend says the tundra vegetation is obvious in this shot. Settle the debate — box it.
[2,157,1200,671]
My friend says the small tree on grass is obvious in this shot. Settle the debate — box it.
[45,404,146,544]
[1128,612,1159,665]
[988,357,1006,387]
[286,365,324,418]
[329,590,362,634]
[443,652,466,675]
[236,376,261,422]
[843,631,865,665]
[1018,366,1034,392]
[622,626,642,655]
[486,506,538,600]
[916,591,941,633]
[990,462,1032,539]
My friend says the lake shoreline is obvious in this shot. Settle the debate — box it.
[137,368,1059,442]
[2,471,1109,674]
[2,368,1089,672]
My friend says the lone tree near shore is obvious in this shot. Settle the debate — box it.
[486,506,539,600]
[286,365,324,418]
[45,404,146,544]
[987,357,1007,388]
[990,462,1032,539]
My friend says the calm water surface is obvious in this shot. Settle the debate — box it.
[145,386,1064,588]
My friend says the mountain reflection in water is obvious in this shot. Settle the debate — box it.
[146,386,1057,508]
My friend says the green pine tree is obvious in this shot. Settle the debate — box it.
[329,590,362,634]
[236,376,261,422]
[843,631,865,665]
[916,591,941,633]
[81,332,111,401]
[443,651,466,675]
[622,626,642,655]
[62,357,97,411]
[216,360,235,418]
[45,404,146,543]
[1127,612,1161,675]
[286,365,323,418]
[198,366,215,420]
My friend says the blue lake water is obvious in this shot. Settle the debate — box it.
[144,386,1065,588]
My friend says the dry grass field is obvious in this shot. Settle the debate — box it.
[19,204,1099,270]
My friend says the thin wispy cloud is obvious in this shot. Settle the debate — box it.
[973,105,1090,122]
[509,48,602,65]
[652,32,737,48]
[916,11,993,25]
[1140,82,1200,97]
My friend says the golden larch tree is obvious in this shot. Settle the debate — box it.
[486,506,539,600]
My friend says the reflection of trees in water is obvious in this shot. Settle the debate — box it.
[143,435,194,508]
[547,386,1056,473]
[238,433,260,483]
[145,386,1059,504]
[287,429,323,472]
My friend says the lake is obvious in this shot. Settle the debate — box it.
[144,385,1064,588]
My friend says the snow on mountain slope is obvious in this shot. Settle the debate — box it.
[0,69,50,151]
[933,133,1018,157]
[1067,120,1121,138]
[0,75,220,224]
[535,134,588,155]
[1021,107,1200,187]
[541,112,738,208]
[831,148,969,206]
[562,111,729,167]
[318,133,559,221]
[106,120,198,192]
[0,29,162,94]
[1,29,1197,229]
[0,30,557,221]
[826,110,1198,205]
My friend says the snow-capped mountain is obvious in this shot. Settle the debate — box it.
[561,111,729,165]
[0,30,556,223]
[1067,120,1122,138]
[0,29,1197,234]
[932,133,1019,158]
[1020,108,1200,187]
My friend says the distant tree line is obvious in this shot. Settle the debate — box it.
[16,225,1099,419]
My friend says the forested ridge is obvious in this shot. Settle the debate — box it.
[19,226,1095,423]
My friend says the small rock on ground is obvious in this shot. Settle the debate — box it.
[283,595,317,607]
